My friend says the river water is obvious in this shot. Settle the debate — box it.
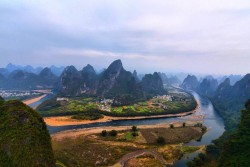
[31,92,225,167]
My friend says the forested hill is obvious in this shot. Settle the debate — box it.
[212,74,250,130]
[0,99,55,167]
[219,100,250,167]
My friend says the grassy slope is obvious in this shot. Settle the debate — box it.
[0,100,55,167]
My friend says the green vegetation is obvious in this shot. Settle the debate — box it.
[170,124,174,128]
[37,89,197,119]
[132,132,139,137]
[101,130,107,137]
[0,100,55,167]
[37,97,101,116]
[110,92,196,116]
[109,130,118,136]
[218,100,250,167]
[71,110,104,120]
[187,153,206,167]
[132,125,138,132]
[182,146,200,153]
[124,132,135,141]
[190,99,250,167]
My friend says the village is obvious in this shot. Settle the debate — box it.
[0,90,41,98]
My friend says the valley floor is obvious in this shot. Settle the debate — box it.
[52,122,206,167]
[44,99,200,126]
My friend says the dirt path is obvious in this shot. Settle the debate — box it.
[117,149,167,167]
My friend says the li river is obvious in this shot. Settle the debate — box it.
[30,92,225,167]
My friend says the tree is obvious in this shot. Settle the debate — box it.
[101,130,107,137]
[157,136,165,145]
[132,132,138,137]
[109,130,117,136]
[183,122,186,127]
[132,125,137,132]
[170,124,174,128]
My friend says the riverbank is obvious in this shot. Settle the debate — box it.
[23,94,47,106]
[51,121,202,140]
[45,99,200,126]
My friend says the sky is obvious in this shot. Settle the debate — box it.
[0,0,250,75]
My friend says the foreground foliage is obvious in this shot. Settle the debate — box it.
[0,100,55,167]
[218,100,250,167]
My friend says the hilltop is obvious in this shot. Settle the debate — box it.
[0,99,55,167]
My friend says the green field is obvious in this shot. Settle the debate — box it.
[37,89,197,119]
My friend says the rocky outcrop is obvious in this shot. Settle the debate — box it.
[39,67,58,87]
[181,75,199,90]
[97,60,137,97]
[57,60,166,99]
[197,77,218,97]
[159,73,181,86]
[132,70,140,83]
[59,65,82,96]
[212,74,250,129]
[141,72,165,96]
[80,64,98,94]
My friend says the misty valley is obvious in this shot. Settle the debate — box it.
[0,59,249,167]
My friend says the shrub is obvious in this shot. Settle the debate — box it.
[186,161,195,167]
[183,122,186,127]
[201,126,207,132]
[198,153,206,161]
[195,123,203,127]
[132,132,138,137]
[170,124,174,128]
[109,130,117,136]
[132,125,137,132]
[101,130,107,137]
[157,136,165,145]
[193,157,203,166]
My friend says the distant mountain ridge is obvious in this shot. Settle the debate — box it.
[181,73,250,130]
[158,72,181,86]
[212,74,250,129]
[0,67,59,89]
[1,63,64,76]
[181,75,200,90]
[58,59,166,100]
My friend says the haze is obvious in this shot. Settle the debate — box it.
[1,0,250,75]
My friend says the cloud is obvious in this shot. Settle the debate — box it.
[0,0,250,74]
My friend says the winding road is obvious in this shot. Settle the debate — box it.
[117,149,167,167]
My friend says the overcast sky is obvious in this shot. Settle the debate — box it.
[0,0,250,75]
